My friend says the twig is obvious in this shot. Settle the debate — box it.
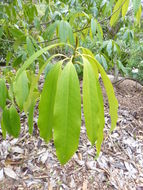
[0,20,53,29]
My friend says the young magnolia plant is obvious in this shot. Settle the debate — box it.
[0,43,118,164]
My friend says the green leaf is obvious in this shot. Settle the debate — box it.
[26,37,35,56]
[38,62,62,142]
[28,100,35,135]
[15,43,66,79]
[133,0,141,15]
[96,21,103,41]
[106,40,112,56]
[1,116,6,139]
[10,27,25,39]
[43,21,58,40]
[0,79,7,109]
[53,62,81,164]
[101,55,108,71]
[59,21,74,45]
[0,27,3,38]
[82,57,105,152]
[136,5,142,26]
[96,61,118,131]
[122,0,130,17]
[3,105,20,138]
[91,18,97,36]
[6,51,12,66]
[59,21,68,43]
[23,54,63,114]
[110,0,124,26]
[14,71,29,111]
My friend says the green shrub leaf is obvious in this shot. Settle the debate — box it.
[53,62,81,164]
[96,61,118,131]
[38,62,62,142]
[0,79,7,110]
[110,0,124,26]
[82,57,105,152]
[122,0,130,18]
[1,116,6,139]
[3,105,21,138]
[28,99,35,135]
[14,71,29,111]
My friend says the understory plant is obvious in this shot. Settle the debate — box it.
[0,0,142,164]
[0,43,118,164]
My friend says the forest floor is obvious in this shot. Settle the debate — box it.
[0,78,143,190]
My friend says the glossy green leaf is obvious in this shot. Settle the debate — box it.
[0,79,7,109]
[14,71,29,111]
[82,57,105,151]
[38,62,62,142]
[3,105,20,138]
[96,61,118,131]
[122,0,130,18]
[110,0,124,26]
[53,62,81,164]
[136,5,142,26]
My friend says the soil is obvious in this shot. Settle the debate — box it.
[0,79,143,190]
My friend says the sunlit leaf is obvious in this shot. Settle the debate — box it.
[82,57,105,153]
[38,62,62,142]
[53,62,81,164]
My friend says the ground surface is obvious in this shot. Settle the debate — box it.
[0,78,143,190]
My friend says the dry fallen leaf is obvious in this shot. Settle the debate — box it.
[0,169,4,181]
[4,167,18,180]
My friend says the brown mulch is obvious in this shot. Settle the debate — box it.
[0,79,143,190]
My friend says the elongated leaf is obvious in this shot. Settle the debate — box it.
[0,79,7,109]
[3,105,20,138]
[24,54,63,114]
[26,37,35,56]
[96,61,118,131]
[59,21,74,45]
[59,21,68,43]
[96,21,103,41]
[91,18,97,36]
[28,99,35,135]
[10,27,25,39]
[122,0,130,17]
[16,43,67,79]
[136,5,142,26]
[13,71,29,111]
[81,47,118,132]
[83,57,105,150]
[53,62,81,164]
[0,27,3,38]
[110,0,124,26]
[1,116,6,139]
[38,62,62,142]
[133,0,141,15]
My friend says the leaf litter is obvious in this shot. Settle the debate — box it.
[0,77,143,189]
